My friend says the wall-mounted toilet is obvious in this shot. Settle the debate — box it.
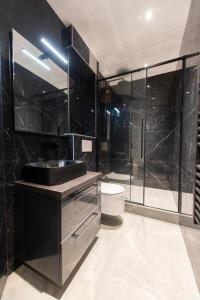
[101,182,125,226]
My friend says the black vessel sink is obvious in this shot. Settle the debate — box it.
[22,160,87,186]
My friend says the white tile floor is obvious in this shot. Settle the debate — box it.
[2,213,200,300]
[123,184,193,214]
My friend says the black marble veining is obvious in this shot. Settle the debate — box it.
[98,68,188,209]
[0,53,7,295]
[98,77,131,177]
[145,69,182,202]
[67,134,97,171]
[181,66,198,198]
[0,0,74,294]
[14,62,69,135]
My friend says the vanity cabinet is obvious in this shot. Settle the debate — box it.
[16,172,101,285]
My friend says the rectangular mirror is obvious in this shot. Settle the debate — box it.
[13,29,69,135]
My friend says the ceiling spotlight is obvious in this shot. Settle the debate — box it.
[145,10,153,21]
[147,85,150,88]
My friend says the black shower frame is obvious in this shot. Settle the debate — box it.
[97,51,200,215]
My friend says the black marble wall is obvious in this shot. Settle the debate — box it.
[179,0,200,215]
[178,2,200,291]
[0,0,71,296]
[145,69,182,197]
[14,63,69,135]
[181,65,198,203]
[98,70,182,199]
[98,77,131,177]
[67,134,97,171]
[0,3,97,295]
[0,45,7,296]
[69,48,96,137]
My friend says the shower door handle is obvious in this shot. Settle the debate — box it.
[141,118,144,159]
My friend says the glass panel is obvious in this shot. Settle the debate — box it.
[144,62,182,212]
[98,74,132,201]
[181,56,200,215]
[13,29,69,135]
[130,70,146,204]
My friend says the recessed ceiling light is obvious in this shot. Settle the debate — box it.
[145,9,153,21]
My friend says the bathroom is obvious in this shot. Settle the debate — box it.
[1,0,200,299]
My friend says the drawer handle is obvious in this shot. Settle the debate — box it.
[72,212,98,239]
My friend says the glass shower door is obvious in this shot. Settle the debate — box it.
[144,62,182,212]
[98,74,132,201]
[130,70,147,204]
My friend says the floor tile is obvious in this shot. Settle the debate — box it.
[2,213,200,300]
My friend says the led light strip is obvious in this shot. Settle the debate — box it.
[114,107,120,114]
[41,38,68,64]
[22,48,50,71]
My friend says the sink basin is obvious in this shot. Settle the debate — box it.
[22,160,87,186]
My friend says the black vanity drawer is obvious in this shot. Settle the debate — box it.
[61,183,100,241]
[61,211,100,285]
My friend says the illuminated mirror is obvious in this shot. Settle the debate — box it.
[13,29,69,135]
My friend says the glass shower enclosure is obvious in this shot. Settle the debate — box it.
[98,54,200,215]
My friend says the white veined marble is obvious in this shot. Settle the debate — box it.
[2,213,200,300]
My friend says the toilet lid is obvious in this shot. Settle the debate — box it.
[101,182,124,195]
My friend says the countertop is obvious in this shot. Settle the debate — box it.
[15,171,102,199]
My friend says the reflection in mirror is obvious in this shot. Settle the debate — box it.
[13,29,69,135]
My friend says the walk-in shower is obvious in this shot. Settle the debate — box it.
[98,53,200,216]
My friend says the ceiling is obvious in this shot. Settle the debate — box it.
[47,0,191,77]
